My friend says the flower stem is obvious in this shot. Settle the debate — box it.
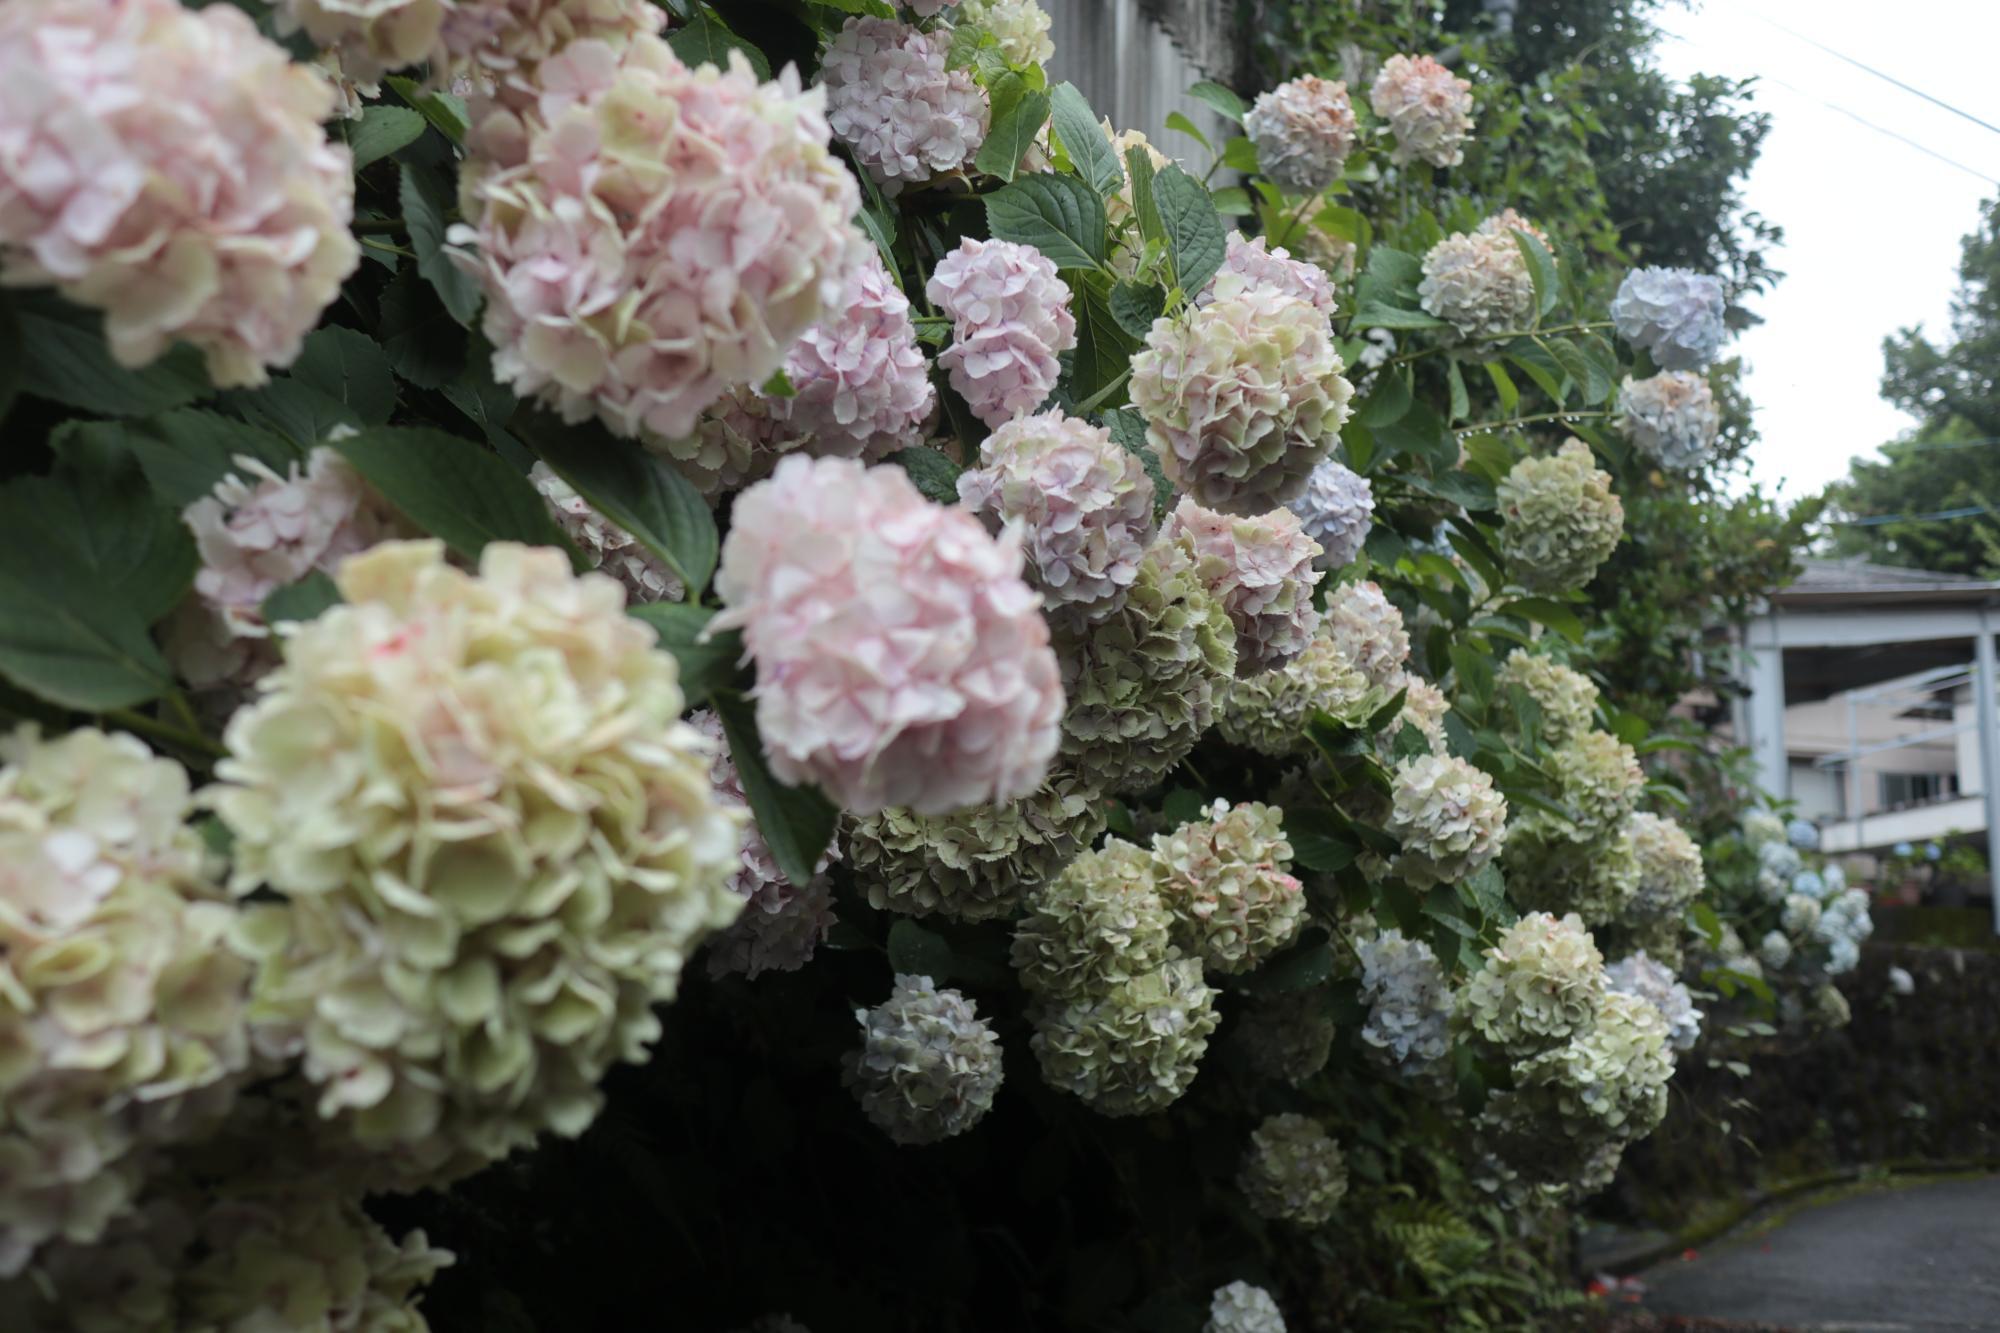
[104,707,225,758]
[351,217,408,235]
[1453,409,1615,435]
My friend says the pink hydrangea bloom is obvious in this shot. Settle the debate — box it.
[669,251,935,494]
[1323,579,1409,691]
[0,0,359,388]
[927,237,1077,429]
[712,456,1064,815]
[528,462,684,603]
[1129,287,1354,515]
[1369,54,1474,168]
[1162,498,1324,677]
[271,0,663,89]
[164,448,405,691]
[689,710,840,979]
[1203,232,1338,316]
[453,36,867,444]
[956,411,1156,624]
[1243,75,1356,193]
[820,17,988,193]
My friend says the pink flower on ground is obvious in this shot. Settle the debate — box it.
[712,456,1065,815]
[1161,498,1324,677]
[0,0,358,387]
[927,237,1077,429]
[452,36,867,445]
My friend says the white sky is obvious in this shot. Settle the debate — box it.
[1651,0,2000,500]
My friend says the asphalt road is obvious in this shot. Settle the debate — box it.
[1639,1175,2000,1331]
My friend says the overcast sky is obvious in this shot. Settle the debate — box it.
[1650,0,2000,501]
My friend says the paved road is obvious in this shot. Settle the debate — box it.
[1640,1175,2000,1331]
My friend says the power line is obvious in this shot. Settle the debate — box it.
[1745,9,2000,141]
[1829,504,1997,527]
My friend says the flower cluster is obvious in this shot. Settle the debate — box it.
[1494,652,1599,745]
[1162,498,1324,676]
[1543,731,1645,840]
[928,238,1077,429]
[1321,580,1410,691]
[1012,839,1176,1001]
[1611,266,1727,371]
[167,448,407,694]
[0,728,251,1275]
[1419,228,1535,342]
[1388,754,1509,887]
[1057,537,1238,793]
[957,411,1156,624]
[1354,928,1456,1085]
[454,37,865,445]
[1484,990,1673,1182]
[0,0,358,386]
[714,456,1064,815]
[1606,951,1702,1051]
[1130,288,1354,516]
[1621,371,1720,472]
[1238,1113,1347,1225]
[1029,957,1221,1117]
[530,463,683,605]
[1624,813,1705,931]
[1462,912,1606,1057]
[844,975,1004,1144]
[1206,234,1340,316]
[1215,630,1377,755]
[1206,1281,1288,1333]
[1369,54,1474,167]
[1151,800,1306,975]
[849,773,1106,922]
[689,710,841,980]
[958,0,1054,67]
[821,18,988,191]
[1287,458,1375,570]
[1495,440,1624,593]
[1231,989,1336,1086]
[1243,76,1356,194]
[208,541,743,1181]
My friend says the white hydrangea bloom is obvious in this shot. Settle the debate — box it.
[1354,928,1455,1082]
[1151,799,1306,975]
[1368,54,1474,167]
[1418,229,1534,342]
[1620,372,1720,472]
[1388,754,1508,887]
[1757,929,1793,972]
[1624,812,1705,927]
[1495,440,1624,594]
[1611,266,1727,371]
[1741,809,1786,849]
[1286,458,1374,570]
[958,0,1054,66]
[1495,652,1599,744]
[1780,893,1822,938]
[1462,911,1606,1057]
[1243,75,1356,193]
[1206,1281,1288,1333]
[1605,952,1702,1051]
[1238,1112,1347,1225]
[1216,631,1377,756]
[1012,839,1175,1002]
[844,975,1004,1145]
[1205,234,1340,315]
[1029,958,1220,1117]
[1321,580,1410,691]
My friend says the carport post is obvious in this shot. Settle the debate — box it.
[1976,617,2000,936]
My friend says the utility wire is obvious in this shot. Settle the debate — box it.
[1745,8,2000,141]
[1829,504,1997,527]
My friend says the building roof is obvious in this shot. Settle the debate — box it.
[1773,558,2000,608]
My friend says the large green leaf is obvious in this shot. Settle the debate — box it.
[666,9,771,79]
[1186,80,1247,123]
[516,412,718,595]
[886,446,965,505]
[347,105,426,171]
[385,77,468,145]
[400,161,481,327]
[712,690,840,889]
[986,173,1108,271]
[1067,276,1139,409]
[11,291,209,417]
[261,571,342,629]
[56,412,302,510]
[224,376,361,448]
[1152,166,1225,296]
[329,426,572,564]
[626,602,741,704]
[974,74,1051,183]
[1049,82,1125,196]
[1108,280,1167,340]
[292,327,396,426]
[379,266,466,390]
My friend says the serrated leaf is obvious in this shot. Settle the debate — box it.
[224,376,360,448]
[1404,469,1496,511]
[379,265,465,390]
[384,77,468,145]
[712,689,840,889]
[348,105,425,171]
[854,205,898,275]
[400,161,481,327]
[1354,246,1423,311]
[1500,597,1585,642]
[1505,339,1568,404]
[1049,83,1125,196]
[62,411,302,511]
[985,173,1107,271]
[1103,408,1172,518]
[1164,111,1210,151]
[626,602,740,704]
[292,327,395,426]
[1108,280,1166,340]
[261,571,342,629]
[11,291,209,417]
[1153,165,1224,296]
[975,73,1049,183]
[1283,808,1357,875]
[1186,80,1247,122]
[665,10,770,79]
[1357,365,1413,428]
[515,412,718,594]
[1373,399,1455,468]
[886,919,956,982]
[330,426,571,564]
[887,446,964,505]
[1068,276,1139,408]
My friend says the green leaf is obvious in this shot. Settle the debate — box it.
[1220,135,1260,174]
[1125,147,1164,245]
[1499,597,1585,642]
[1351,303,1447,331]
[1186,80,1247,123]
[1372,399,1455,468]
[1243,931,1334,993]
[1505,231,1561,320]
[1403,469,1496,511]
[261,571,342,629]
[515,412,718,594]
[1364,686,1409,735]
[1164,111,1211,152]
[1108,281,1166,340]
[1484,360,1520,416]
[945,21,997,70]
[224,376,359,448]
[974,74,1050,183]
[0,449,193,709]
[986,173,1108,271]
[1357,365,1413,428]
[0,297,18,424]
[11,291,209,417]
[712,689,840,889]
[626,602,740,705]
[1049,83,1125,196]
[665,10,771,79]
[400,161,481,327]
[1609,708,1649,746]
[292,327,395,426]
[1161,787,1207,828]
[1505,339,1568,404]
[854,205,898,276]
[1446,359,1470,423]
[1210,186,1253,216]
[384,77,468,145]
[379,266,466,390]
[1283,808,1357,875]
[1449,641,1494,709]
[1153,165,1225,296]
[1067,276,1139,408]
[1103,408,1172,518]
[1354,247,1424,312]
[348,105,426,171]
[887,918,956,981]
[330,426,571,564]
[63,411,301,510]
[887,446,965,505]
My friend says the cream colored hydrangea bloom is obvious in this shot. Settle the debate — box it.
[1237,1112,1347,1224]
[1495,440,1624,594]
[208,540,741,1183]
[1495,652,1599,744]
[1029,957,1219,1116]
[1012,839,1176,1002]
[1461,911,1606,1058]
[1216,631,1377,756]
[1152,799,1306,975]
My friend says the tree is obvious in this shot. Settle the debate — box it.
[1824,197,2000,577]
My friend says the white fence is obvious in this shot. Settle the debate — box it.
[1045,0,1240,159]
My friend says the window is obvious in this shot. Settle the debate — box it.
[1879,771,1955,808]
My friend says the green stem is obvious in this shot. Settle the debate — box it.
[351,217,407,235]
[1271,187,1323,248]
[1453,409,1615,436]
[360,238,417,259]
[105,708,225,758]
[1072,367,1133,416]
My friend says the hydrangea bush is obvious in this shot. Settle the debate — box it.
[0,1,1772,1326]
